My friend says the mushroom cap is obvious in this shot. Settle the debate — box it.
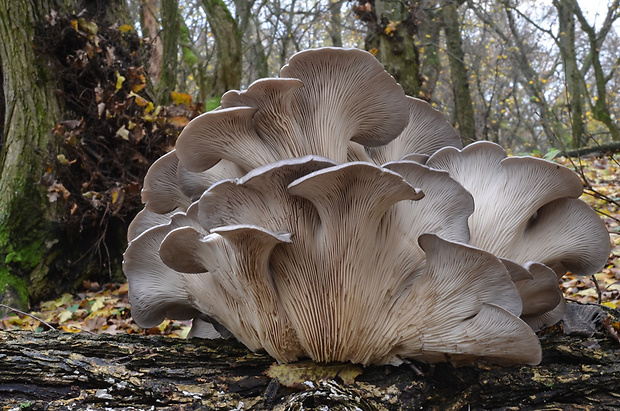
[501,259,566,331]
[141,150,192,214]
[123,221,202,328]
[175,47,409,174]
[395,234,540,366]
[426,141,610,276]
[363,97,462,165]
[151,155,540,365]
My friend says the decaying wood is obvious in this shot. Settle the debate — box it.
[1,304,619,410]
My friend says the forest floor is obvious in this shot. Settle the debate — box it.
[1,155,619,338]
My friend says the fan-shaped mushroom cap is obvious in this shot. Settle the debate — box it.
[176,106,278,173]
[160,224,303,362]
[141,150,245,215]
[501,259,566,331]
[125,47,604,367]
[175,47,409,172]
[364,97,462,165]
[426,141,610,276]
[395,234,540,366]
[383,161,473,247]
[127,207,175,242]
[141,150,192,214]
[124,220,202,328]
[196,156,337,232]
[153,155,541,365]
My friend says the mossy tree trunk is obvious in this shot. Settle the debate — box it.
[554,0,585,149]
[0,0,131,309]
[0,0,65,308]
[568,0,620,142]
[358,0,423,98]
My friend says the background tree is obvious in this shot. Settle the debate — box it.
[354,0,423,98]
[440,0,476,143]
[0,0,133,309]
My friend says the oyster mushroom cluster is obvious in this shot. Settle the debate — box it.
[124,48,610,366]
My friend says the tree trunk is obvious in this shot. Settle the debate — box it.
[201,0,242,97]
[157,0,180,104]
[441,0,476,144]
[554,0,585,149]
[418,2,442,101]
[0,0,65,308]
[1,304,620,409]
[140,0,164,86]
[0,0,132,310]
[328,0,344,47]
[357,0,423,98]
[568,0,620,142]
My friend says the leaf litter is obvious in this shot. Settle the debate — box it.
[1,156,618,336]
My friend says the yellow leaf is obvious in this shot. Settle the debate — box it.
[58,309,74,324]
[384,21,398,36]
[115,71,126,92]
[70,19,78,31]
[168,116,190,128]
[128,91,148,106]
[171,91,192,106]
[118,24,133,33]
[265,361,363,388]
[90,298,106,312]
[60,324,82,333]
[78,18,98,35]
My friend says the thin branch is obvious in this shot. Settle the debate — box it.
[0,304,56,330]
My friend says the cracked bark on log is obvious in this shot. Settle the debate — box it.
[1,304,619,410]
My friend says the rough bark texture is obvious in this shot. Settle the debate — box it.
[0,0,133,310]
[1,305,619,410]
[554,0,585,149]
[158,0,180,104]
[0,0,64,308]
[358,0,423,98]
[202,0,242,97]
[441,0,476,145]
[141,0,164,85]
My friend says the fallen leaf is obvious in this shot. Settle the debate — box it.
[265,361,363,388]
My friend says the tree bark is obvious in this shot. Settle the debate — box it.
[441,0,476,144]
[157,0,180,104]
[1,304,619,409]
[328,0,344,47]
[201,0,242,97]
[0,0,132,310]
[140,0,164,86]
[0,0,65,308]
[568,0,620,142]
[554,0,585,149]
[357,0,423,98]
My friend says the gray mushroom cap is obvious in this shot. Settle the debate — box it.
[427,141,611,277]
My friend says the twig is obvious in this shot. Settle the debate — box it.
[0,303,56,331]
[591,275,603,304]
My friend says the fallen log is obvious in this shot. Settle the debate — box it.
[1,304,619,410]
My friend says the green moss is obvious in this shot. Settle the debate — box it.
[0,178,52,307]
